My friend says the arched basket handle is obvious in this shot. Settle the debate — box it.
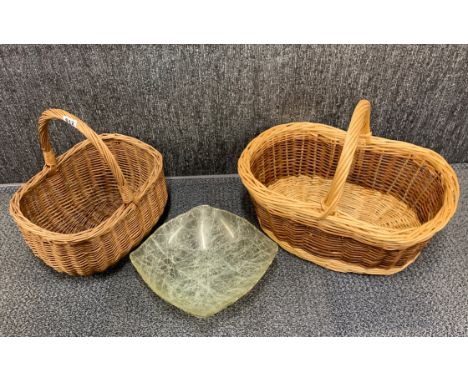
[38,109,135,204]
[319,100,372,219]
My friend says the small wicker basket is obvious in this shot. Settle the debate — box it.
[238,100,459,275]
[9,109,168,276]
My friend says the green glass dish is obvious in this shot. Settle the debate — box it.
[130,205,278,317]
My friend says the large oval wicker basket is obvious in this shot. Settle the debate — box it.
[9,109,168,276]
[238,100,459,275]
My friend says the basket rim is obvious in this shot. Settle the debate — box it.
[238,122,460,250]
[9,133,165,243]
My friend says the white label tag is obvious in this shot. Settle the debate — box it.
[63,115,78,128]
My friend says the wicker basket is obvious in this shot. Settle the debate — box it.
[238,100,459,275]
[9,109,168,276]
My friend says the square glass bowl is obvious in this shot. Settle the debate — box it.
[130,205,278,317]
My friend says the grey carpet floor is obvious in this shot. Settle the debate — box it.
[0,165,467,336]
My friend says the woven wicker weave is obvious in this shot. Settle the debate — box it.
[238,100,459,275]
[9,109,168,276]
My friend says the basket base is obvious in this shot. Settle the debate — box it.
[268,175,421,230]
[260,226,421,275]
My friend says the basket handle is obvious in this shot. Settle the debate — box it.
[319,100,371,219]
[38,109,135,204]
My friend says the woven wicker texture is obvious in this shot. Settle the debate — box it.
[238,100,460,275]
[9,109,168,276]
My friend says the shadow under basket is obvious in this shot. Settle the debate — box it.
[9,109,168,276]
[238,100,460,275]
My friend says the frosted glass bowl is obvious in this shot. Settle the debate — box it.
[130,205,278,317]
